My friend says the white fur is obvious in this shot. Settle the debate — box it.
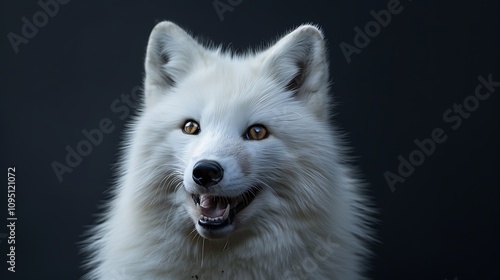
[83,21,373,280]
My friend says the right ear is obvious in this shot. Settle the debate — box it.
[144,21,205,107]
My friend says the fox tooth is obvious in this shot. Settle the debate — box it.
[196,203,201,214]
[222,204,230,220]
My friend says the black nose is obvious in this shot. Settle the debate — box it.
[192,160,224,188]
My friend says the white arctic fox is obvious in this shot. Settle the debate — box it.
[83,21,372,279]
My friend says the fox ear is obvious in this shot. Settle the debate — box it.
[261,24,329,98]
[144,21,204,106]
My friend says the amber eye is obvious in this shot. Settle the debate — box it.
[245,124,268,140]
[182,120,200,135]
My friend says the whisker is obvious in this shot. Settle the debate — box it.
[201,237,205,268]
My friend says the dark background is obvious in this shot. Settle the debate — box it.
[1,0,499,279]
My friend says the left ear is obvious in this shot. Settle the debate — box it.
[143,21,206,108]
[260,24,330,98]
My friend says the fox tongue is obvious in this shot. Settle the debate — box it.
[199,195,226,218]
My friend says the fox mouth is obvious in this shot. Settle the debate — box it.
[191,187,260,230]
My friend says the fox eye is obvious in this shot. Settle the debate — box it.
[245,124,268,140]
[182,120,200,135]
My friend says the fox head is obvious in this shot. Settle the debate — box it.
[129,21,341,241]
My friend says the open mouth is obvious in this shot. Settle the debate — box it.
[191,187,260,230]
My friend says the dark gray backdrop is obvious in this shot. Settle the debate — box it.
[1,0,499,279]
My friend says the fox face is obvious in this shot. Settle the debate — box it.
[135,21,335,240]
